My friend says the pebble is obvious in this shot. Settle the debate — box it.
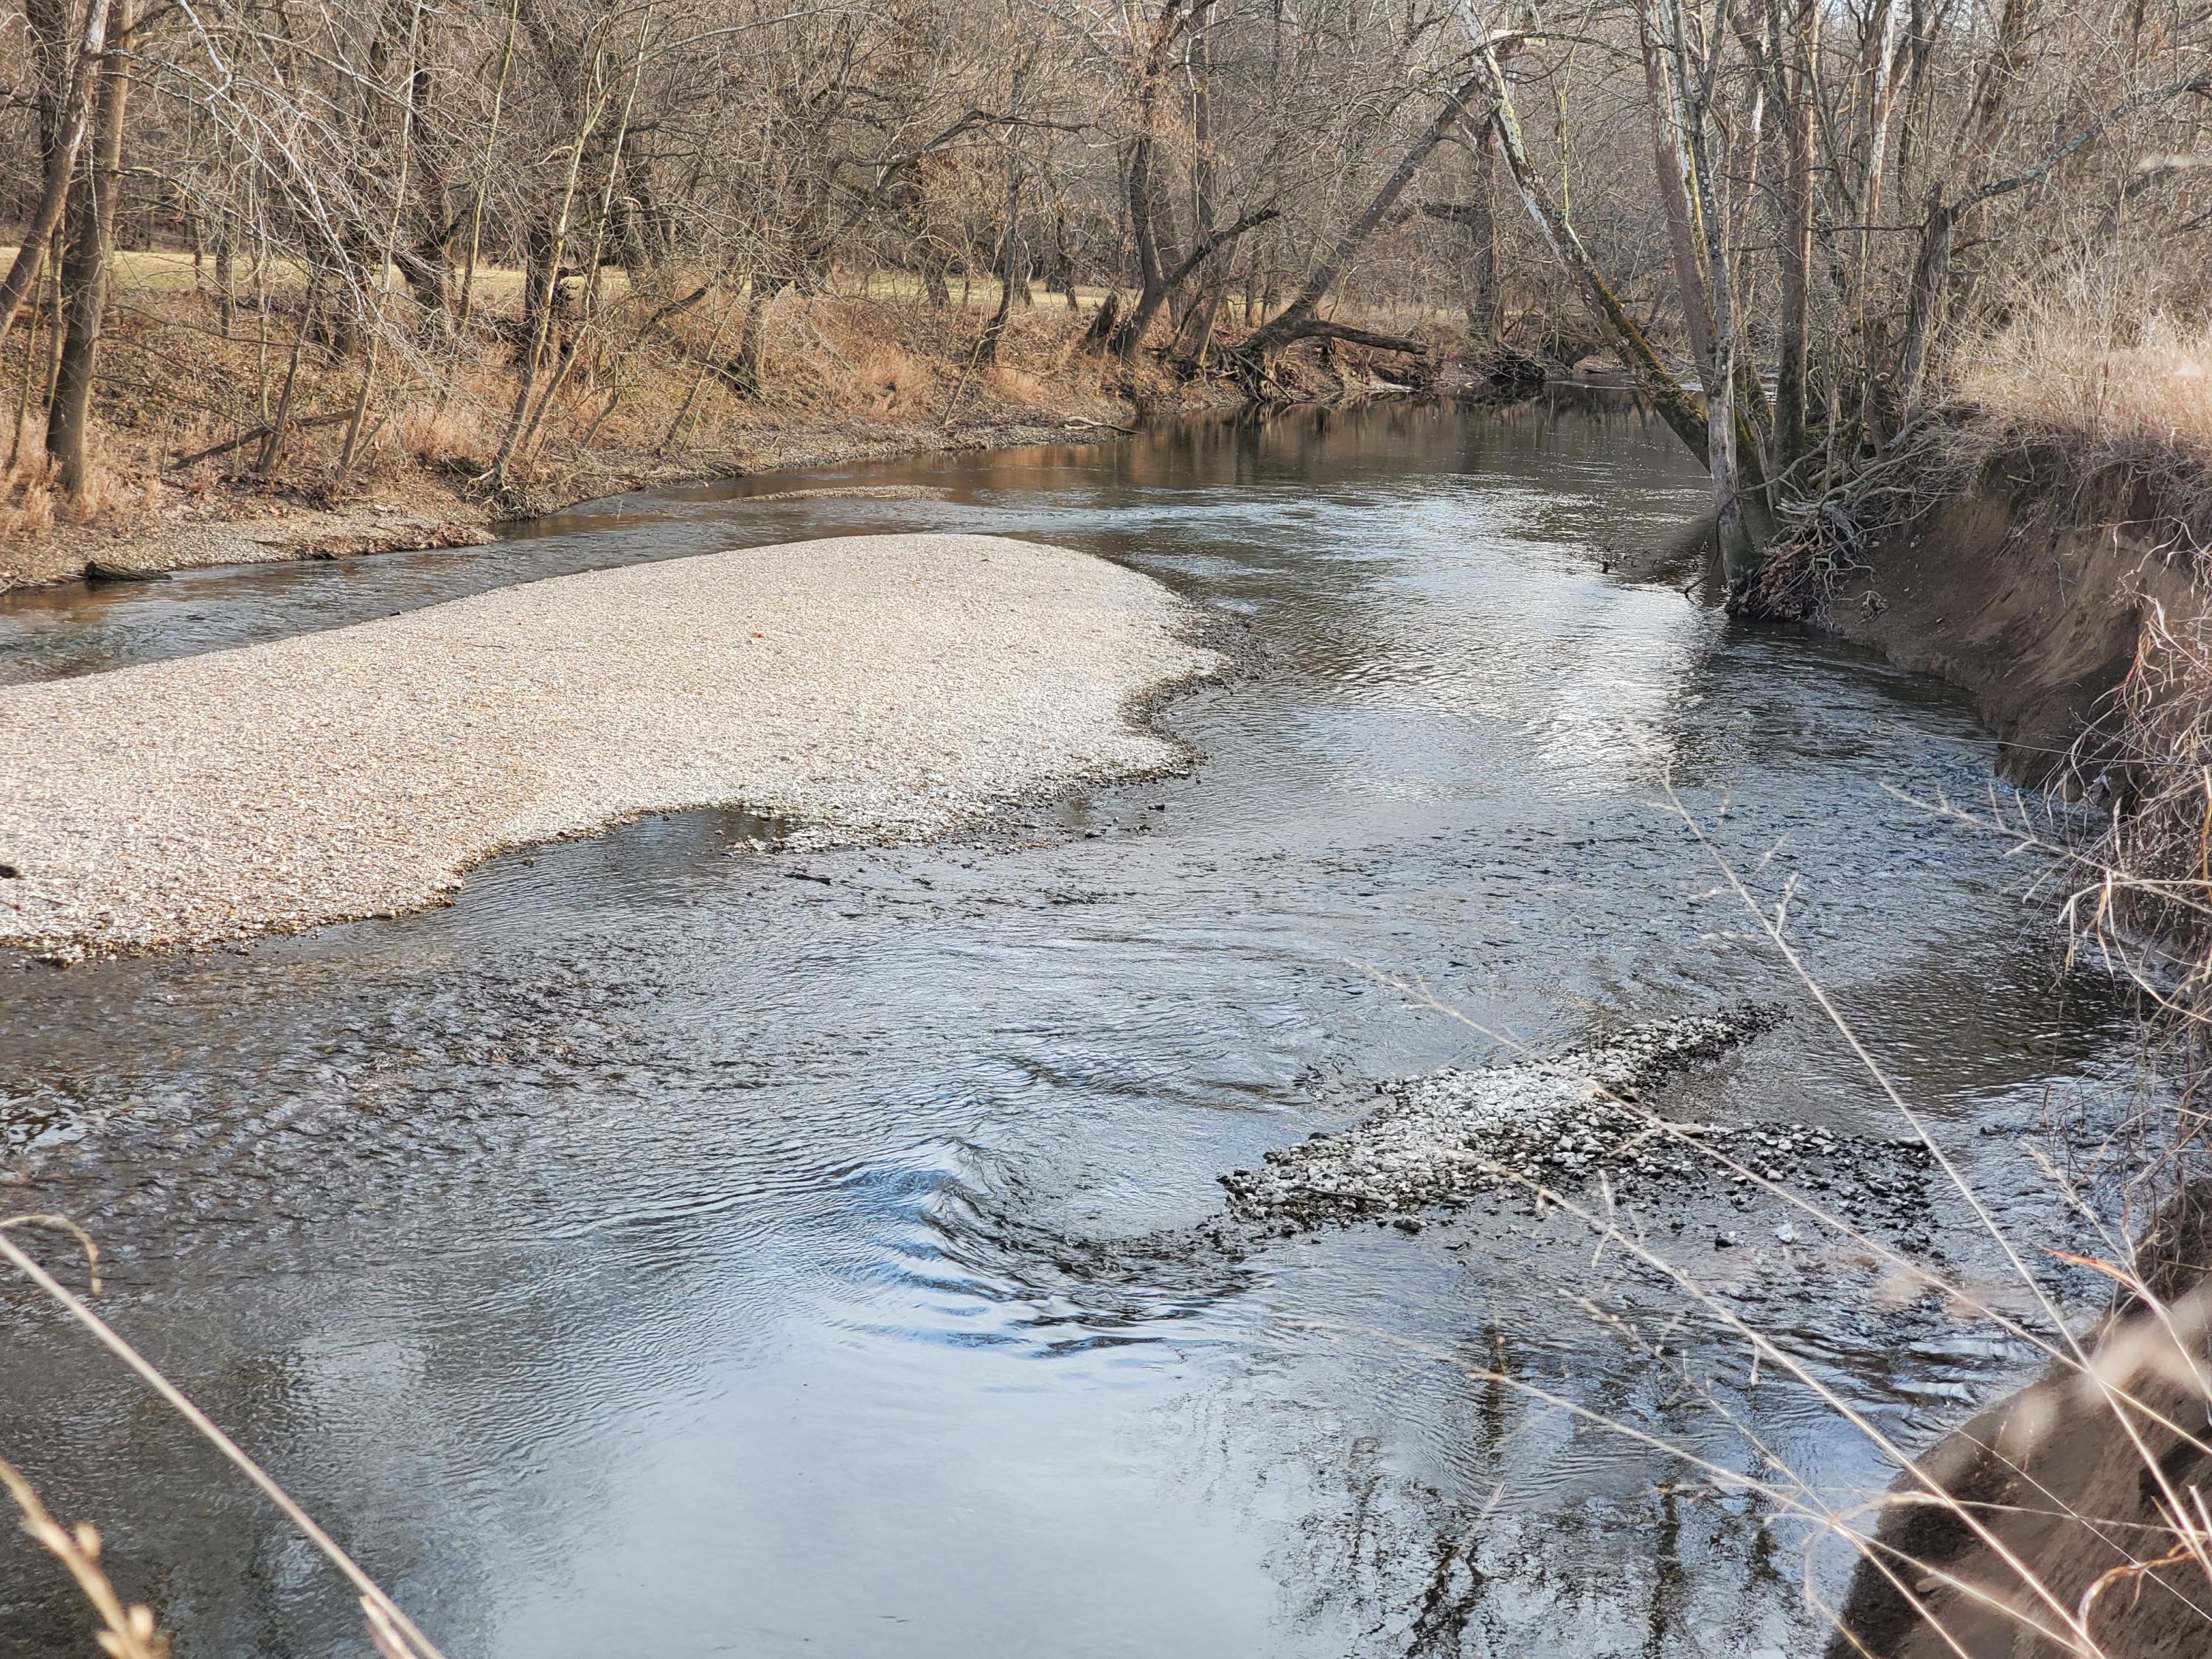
[0,535,1217,953]
[1219,1006,1938,1237]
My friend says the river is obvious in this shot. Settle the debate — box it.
[0,395,2131,1657]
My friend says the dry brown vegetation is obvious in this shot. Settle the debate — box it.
[0,269,1211,585]
[1964,316,2212,473]
[4,0,2201,585]
[1950,307,2212,559]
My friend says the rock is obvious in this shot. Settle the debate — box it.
[83,560,171,584]
[1219,1006,1785,1228]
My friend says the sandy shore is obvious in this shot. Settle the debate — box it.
[0,533,1217,956]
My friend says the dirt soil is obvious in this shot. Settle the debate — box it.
[1820,479,2197,785]
[1823,1181,2212,1659]
[1814,475,2212,1657]
[0,406,1210,593]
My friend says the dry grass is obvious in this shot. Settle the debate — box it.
[1948,305,2212,565]
[1908,310,2212,1034]
[1,451,58,541]
[1975,597,2212,1040]
[0,1455,171,1659]
[1749,304,2212,618]
[0,249,1472,565]
[2,448,163,541]
[0,1219,449,1659]
[1959,313,2212,468]
[0,261,1209,564]
[394,395,493,470]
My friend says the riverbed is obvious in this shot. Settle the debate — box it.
[0,396,2135,1658]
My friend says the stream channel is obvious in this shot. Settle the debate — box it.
[0,395,2138,1657]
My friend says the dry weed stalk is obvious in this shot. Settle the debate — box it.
[0,1217,450,1659]
[1340,778,2212,1656]
[1915,597,2212,1051]
[2065,602,2212,1021]
[1,451,59,543]
[0,1455,170,1659]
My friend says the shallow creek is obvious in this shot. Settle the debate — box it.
[0,397,2138,1657]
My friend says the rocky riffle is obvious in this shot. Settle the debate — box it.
[1220,1007,1937,1237]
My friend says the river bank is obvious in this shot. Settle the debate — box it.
[0,403,1219,593]
[1791,448,2212,1657]
[0,279,1539,594]
[1806,461,2198,790]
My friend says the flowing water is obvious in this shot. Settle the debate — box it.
[0,397,2136,1658]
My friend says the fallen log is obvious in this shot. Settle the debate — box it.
[169,413,350,473]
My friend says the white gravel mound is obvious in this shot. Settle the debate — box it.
[0,533,1217,954]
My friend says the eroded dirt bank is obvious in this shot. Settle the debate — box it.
[1823,1179,2212,1659]
[1815,472,2197,785]
[1808,474,2211,1657]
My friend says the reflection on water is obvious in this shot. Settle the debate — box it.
[0,394,2129,1658]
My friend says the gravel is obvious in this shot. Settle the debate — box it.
[738,485,951,503]
[0,532,1217,954]
[1220,1007,1935,1237]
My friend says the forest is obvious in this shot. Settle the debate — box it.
[1,0,2206,574]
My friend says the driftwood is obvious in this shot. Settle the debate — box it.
[83,560,170,582]
[168,412,350,472]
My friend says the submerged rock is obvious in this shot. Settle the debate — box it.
[1221,1006,1800,1228]
[1029,1006,1944,1292]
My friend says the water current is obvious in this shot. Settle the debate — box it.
[0,395,2137,1657]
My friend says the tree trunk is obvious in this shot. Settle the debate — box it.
[979,198,1021,364]
[1115,133,1166,355]
[520,221,559,341]
[0,0,114,362]
[1773,0,1817,473]
[1648,0,1763,580]
[1108,0,1195,360]
[46,0,132,498]
[1464,127,1500,343]
[1451,2,1710,459]
[1239,69,1489,360]
[1107,206,1278,358]
[1641,31,1715,380]
[723,280,775,398]
[979,52,1030,365]
[214,209,237,338]
[489,43,608,489]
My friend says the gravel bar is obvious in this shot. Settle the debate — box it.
[1222,1009,1804,1229]
[0,532,1217,954]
